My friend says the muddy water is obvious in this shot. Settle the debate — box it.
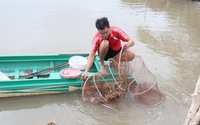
[0,0,200,125]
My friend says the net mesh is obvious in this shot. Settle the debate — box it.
[82,49,164,106]
[82,59,126,103]
[127,55,164,106]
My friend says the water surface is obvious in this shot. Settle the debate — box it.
[0,0,200,125]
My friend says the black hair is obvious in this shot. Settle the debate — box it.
[95,17,110,30]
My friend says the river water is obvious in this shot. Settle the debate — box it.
[0,0,200,125]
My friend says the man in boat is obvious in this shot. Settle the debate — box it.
[82,17,135,80]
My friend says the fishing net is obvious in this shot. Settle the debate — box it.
[82,49,164,106]
[127,55,164,106]
[82,59,127,103]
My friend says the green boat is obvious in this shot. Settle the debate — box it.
[0,53,101,98]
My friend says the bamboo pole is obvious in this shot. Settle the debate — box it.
[183,76,200,125]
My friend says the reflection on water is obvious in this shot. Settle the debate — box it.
[0,0,200,125]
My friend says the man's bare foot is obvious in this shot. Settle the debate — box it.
[100,65,108,76]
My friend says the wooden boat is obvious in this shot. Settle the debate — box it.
[0,53,101,98]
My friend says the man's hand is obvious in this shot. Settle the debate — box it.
[124,37,134,50]
[81,72,88,81]
[123,43,130,50]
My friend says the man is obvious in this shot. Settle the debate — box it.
[82,17,135,80]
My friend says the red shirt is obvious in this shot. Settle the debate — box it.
[91,26,129,52]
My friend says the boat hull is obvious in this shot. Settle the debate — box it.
[0,54,99,98]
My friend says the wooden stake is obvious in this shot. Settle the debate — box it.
[183,76,200,125]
